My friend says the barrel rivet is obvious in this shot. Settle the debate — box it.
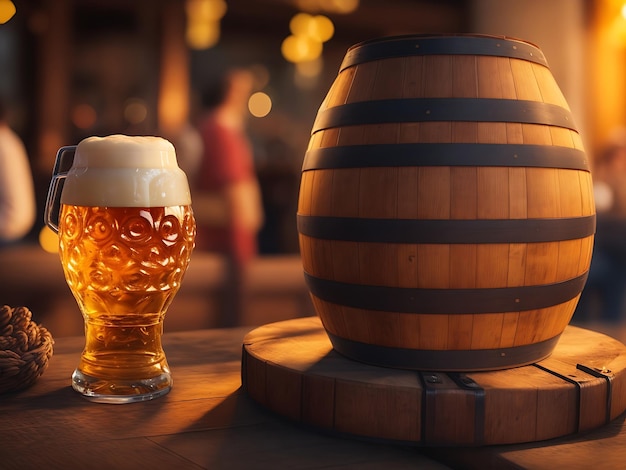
[425,110,431,115]
[515,298,520,303]
[426,374,441,383]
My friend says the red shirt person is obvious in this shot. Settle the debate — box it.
[193,69,264,325]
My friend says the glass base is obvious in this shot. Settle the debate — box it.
[71,369,172,404]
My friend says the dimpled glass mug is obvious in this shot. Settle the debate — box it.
[44,135,196,403]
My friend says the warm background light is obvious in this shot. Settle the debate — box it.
[324,0,359,14]
[282,12,333,64]
[159,1,190,135]
[71,104,97,130]
[185,0,226,49]
[248,91,272,118]
[290,13,334,42]
[308,15,334,42]
[585,0,626,154]
[290,12,313,36]
[281,34,323,63]
[123,98,148,125]
[295,0,359,14]
[39,226,58,254]
[296,57,322,78]
[0,0,16,24]
[186,20,221,49]
[186,0,227,20]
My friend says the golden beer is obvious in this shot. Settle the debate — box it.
[45,135,195,403]
[59,205,195,393]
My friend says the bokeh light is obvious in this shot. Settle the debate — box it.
[309,15,334,42]
[185,0,227,20]
[0,0,16,24]
[290,13,334,42]
[281,33,323,63]
[282,12,333,64]
[294,0,359,14]
[39,226,58,254]
[71,104,97,129]
[185,0,226,49]
[290,12,313,36]
[248,92,272,118]
[187,21,221,49]
[124,98,148,125]
[325,0,359,14]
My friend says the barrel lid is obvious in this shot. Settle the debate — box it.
[340,34,548,71]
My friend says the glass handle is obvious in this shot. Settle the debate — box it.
[44,146,76,234]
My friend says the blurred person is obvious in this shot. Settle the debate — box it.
[577,128,626,322]
[192,68,264,326]
[0,97,36,247]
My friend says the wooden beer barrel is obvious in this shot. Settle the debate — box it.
[297,34,595,371]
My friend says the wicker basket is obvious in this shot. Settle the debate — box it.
[0,305,54,394]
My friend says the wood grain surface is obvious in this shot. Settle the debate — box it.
[243,317,626,447]
[0,326,449,470]
[6,319,626,469]
[298,36,594,371]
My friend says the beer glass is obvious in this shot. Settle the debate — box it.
[44,135,196,403]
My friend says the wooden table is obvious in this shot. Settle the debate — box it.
[0,327,448,470]
[6,324,626,470]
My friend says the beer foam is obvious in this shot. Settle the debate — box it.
[61,135,192,207]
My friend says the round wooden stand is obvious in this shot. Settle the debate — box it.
[242,317,626,446]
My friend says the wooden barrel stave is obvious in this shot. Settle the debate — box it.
[298,35,594,370]
[328,55,571,106]
[300,237,591,288]
[311,295,580,348]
